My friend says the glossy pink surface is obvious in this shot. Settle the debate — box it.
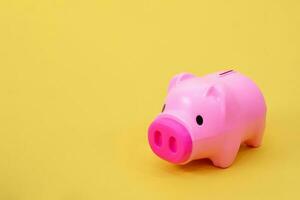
[148,70,267,168]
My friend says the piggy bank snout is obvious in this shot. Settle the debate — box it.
[148,117,192,164]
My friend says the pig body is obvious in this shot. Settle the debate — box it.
[148,70,266,168]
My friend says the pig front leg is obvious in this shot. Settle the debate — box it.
[210,136,241,168]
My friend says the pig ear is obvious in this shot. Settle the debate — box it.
[168,73,195,92]
[205,84,227,118]
[205,84,225,101]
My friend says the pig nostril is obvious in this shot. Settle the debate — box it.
[154,131,162,147]
[169,136,177,153]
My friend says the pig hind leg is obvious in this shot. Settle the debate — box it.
[245,120,265,147]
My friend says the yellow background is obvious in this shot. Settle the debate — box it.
[0,0,299,199]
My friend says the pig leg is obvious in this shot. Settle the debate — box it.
[210,137,241,168]
[245,130,263,147]
[245,121,265,147]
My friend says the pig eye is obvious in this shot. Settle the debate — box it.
[196,115,203,126]
[161,104,166,112]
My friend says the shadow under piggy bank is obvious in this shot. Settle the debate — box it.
[165,144,259,174]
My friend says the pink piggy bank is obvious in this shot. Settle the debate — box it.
[148,70,266,168]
